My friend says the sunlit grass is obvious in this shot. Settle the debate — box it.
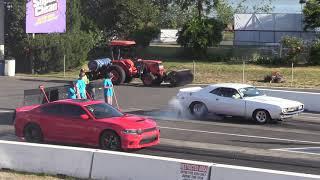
[17,61,320,89]
[0,170,76,180]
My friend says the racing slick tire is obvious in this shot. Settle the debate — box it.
[253,109,271,124]
[190,102,208,119]
[23,123,43,143]
[99,130,122,151]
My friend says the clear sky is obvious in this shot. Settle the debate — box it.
[228,0,303,13]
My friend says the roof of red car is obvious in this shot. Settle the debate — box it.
[110,40,136,46]
[52,99,103,106]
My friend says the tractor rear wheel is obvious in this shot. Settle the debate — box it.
[109,65,126,85]
[125,76,134,83]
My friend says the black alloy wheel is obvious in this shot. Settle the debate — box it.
[23,124,43,143]
[100,131,121,151]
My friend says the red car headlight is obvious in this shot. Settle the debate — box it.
[123,129,142,135]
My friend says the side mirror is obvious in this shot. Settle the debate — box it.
[80,114,90,120]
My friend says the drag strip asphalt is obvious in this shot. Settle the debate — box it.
[0,109,319,174]
[0,76,320,174]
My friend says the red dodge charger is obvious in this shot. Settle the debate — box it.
[14,99,160,151]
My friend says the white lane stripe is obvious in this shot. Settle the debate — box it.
[300,114,320,119]
[272,147,320,151]
[160,126,320,145]
[272,149,320,156]
[0,110,13,113]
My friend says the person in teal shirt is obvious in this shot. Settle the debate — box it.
[77,73,87,99]
[103,73,114,105]
[68,81,79,99]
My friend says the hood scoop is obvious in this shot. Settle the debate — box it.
[136,119,145,122]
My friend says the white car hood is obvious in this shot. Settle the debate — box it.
[245,95,303,108]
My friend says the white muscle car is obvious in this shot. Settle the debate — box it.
[176,83,304,124]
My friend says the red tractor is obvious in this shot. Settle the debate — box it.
[86,40,194,87]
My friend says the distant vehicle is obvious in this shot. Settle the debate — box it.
[176,83,304,124]
[14,99,160,150]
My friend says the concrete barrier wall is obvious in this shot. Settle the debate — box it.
[0,140,320,180]
[260,89,320,112]
[210,164,320,180]
[0,140,94,179]
[91,149,213,180]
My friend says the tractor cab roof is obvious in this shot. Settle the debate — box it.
[110,40,136,46]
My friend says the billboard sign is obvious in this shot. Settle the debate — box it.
[26,0,66,33]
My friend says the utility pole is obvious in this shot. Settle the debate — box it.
[299,0,306,32]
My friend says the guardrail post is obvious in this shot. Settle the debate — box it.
[193,60,196,81]
[291,62,294,87]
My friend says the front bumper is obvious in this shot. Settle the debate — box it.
[121,129,160,149]
[280,109,304,119]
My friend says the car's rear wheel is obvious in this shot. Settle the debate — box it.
[23,123,43,143]
[253,110,270,124]
[99,130,121,151]
[190,102,208,119]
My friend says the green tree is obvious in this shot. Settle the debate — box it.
[176,0,218,17]
[4,0,27,57]
[214,0,234,25]
[309,40,320,65]
[234,0,274,14]
[280,36,304,64]
[303,0,320,30]
[157,3,195,28]
[4,0,98,73]
[177,16,224,57]
[214,0,274,25]
[81,0,160,46]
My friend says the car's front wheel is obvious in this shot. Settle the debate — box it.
[99,130,121,151]
[23,123,43,143]
[190,102,208,119]
[253,109,270,124]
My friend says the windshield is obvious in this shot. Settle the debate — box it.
[239,87,263,97]
[85,103,124,119]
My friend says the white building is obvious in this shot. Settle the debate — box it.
[234,13,317,45]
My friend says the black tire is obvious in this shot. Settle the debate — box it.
[99,130,121,151]
[190,102,208,119]
[252,109,270,124]
[109,65,126,85]
[141,73,155,86]
[168,71,179,87]
[152,76,163,86]
[124,76,134,83]
[23,123,43,143]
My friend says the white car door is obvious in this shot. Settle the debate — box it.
[214,88,246,117]
[204,87,225,114]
